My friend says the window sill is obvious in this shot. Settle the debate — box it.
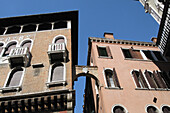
[135,88,170,91]
[105,87,123,90]
[0,86,21,93]
[98,56,112,59]
[46,81,67,87]
[125,58,169,63]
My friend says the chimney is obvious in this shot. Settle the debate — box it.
[151,37,157,43]
[104,32,114,39]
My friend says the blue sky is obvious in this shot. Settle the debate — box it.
[0,0,159,112]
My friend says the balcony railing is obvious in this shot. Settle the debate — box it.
[48,43,65,53]
[9,47,29,57]
[8,47,30,68]
[47,43,67,63]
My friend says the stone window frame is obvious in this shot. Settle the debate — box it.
[96,45,112,58]
[103,68,121,89]
[111,104,129,113]
[145,104,160,113]
[1,66,25,92]
[46,62,66,87]
[130,69,149,90]
[161,104,170,113]
[52,35,67,46]
[19,38,34,52]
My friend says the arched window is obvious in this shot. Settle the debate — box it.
[113,106,125,113]
[162,106,170,113]
[3,41,17,56]
[54,37,65,43]
[147,106,159,113]
[145,70,158,88]
[21,40,32,50]
[132,70,148,88]
[50,63,64,82]
[6,67,24,87]
[104,68,120,88]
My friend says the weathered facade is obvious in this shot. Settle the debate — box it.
[85,33,170,113]
[0,11,78,113]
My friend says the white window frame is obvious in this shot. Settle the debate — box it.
[112,104,129,113]
[97,46,110,58]
[145,104,160,113]
[161,104,170,113]
[19,38,34,51]
[103,68,119,89]
[143,70,155,89]
[46,62,66,87]
[52,35,67,46]
[1,67,25,92]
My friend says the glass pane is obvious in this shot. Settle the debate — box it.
[98,47,108,57]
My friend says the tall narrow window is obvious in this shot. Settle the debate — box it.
[152,71,167,88]
[159,71,170,88]
[145,70,158,88]
[122,49,132,58]
[113,106,125,113]
[105,68,120,88]
[143,50,155,60]
[3,42,17,56]
[152,51,165,61]
[0,43,4,55]
[162,106,170,113]
[97,46,112,58]
[147,106,159,113]
[50,63,64,82]
[132,70,148,88]
[6,67,23,87]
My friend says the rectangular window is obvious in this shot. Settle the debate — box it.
[152,51,165,61]
[142,51,155,60]
[122,49,132,58]
[97,46,112,58]
[122,48,143,59]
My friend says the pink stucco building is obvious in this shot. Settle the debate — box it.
[84,33,170,113]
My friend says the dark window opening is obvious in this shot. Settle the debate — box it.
[113,106,125,113]
[162,106,170,113]
[6,26,21,34]
[143,51,155,60]
[0,27,5,35]
[54,21,67,29]
[147,106,158,113]
[38,23,52,31]
[145,71,158,88]
[132,70,146,88]
[97,47,108,57]
[153,51,165,61]
[22,24,36,33]
[122,49,132,58]
[0,43,4,54]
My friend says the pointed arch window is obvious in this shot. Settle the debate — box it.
[21,40,32,49]
[3,42,17,56]
[6,67,24,87]
[47,63,66,86]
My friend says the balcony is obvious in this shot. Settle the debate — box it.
[8,47,30,68]
[47,43,67,64]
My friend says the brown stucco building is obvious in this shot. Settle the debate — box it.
[0,11,78,113]
[84,33,170,113]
